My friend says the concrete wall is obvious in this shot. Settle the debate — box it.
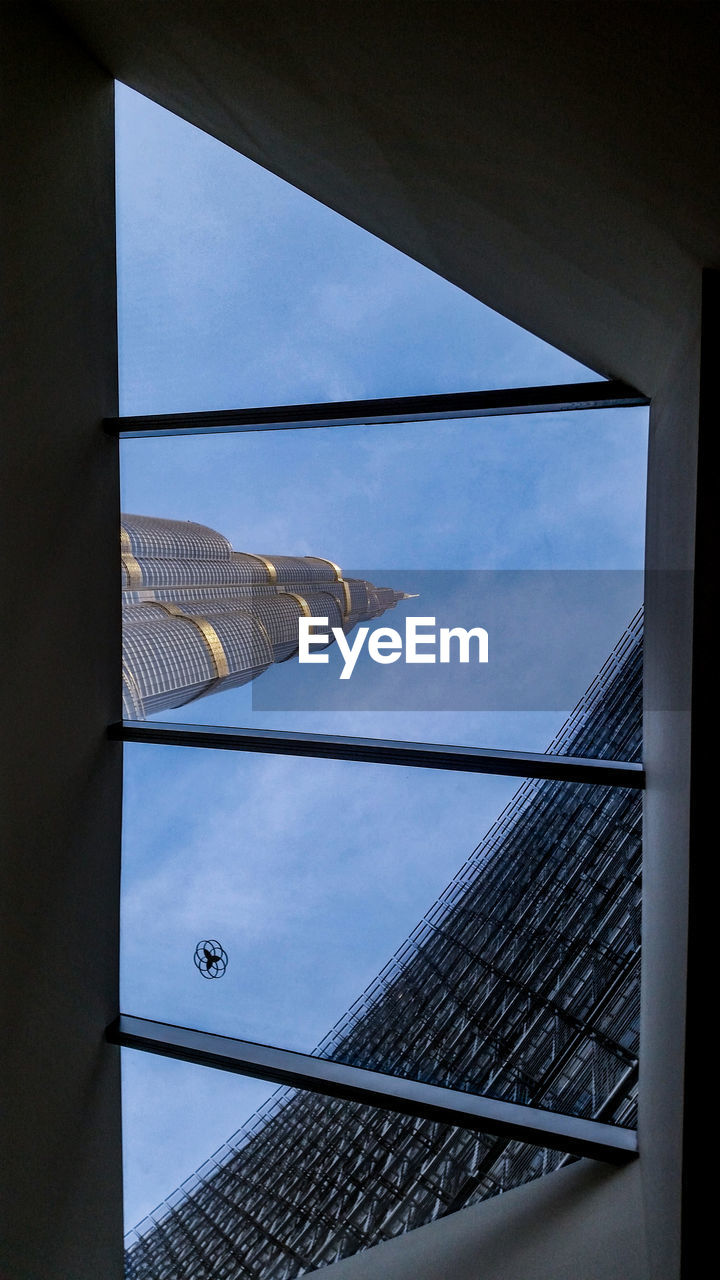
[309,1161,647,1280]
[0,6,122,1278]
[639,317,701,1280]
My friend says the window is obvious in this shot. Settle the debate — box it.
[113,85,647,1275]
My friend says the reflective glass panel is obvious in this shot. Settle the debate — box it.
[120,408,647,750]
[122,746,521,1051]
[122,614,641,1259]
[122,1051,586,1277]
[118,84,643,1278]
[122,666,641,1095]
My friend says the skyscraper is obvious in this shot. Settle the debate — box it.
[124,612,642,1278]
[121,513,408,719]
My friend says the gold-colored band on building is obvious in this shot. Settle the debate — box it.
[303,556,351,617]
[305,555,342,580]
[148,602,230,679]
[122,553,144,589]
[150,602,184,617]
[279,592,312,617]
[245,553,278,583]
[340,579,352,618]
[120,525,132,553]
[190,618,231,678]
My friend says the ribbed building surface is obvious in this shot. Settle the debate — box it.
[124,612,642,1279]
[122,514,408,718]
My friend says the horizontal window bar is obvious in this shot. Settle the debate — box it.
[106,380,648,438]
[109,1015,637,1165]
[111,720,644,787]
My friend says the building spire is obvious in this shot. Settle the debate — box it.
[121,514,408,719]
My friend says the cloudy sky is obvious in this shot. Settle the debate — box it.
[116,82,648,1231]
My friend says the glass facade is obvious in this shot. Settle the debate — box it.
[123,613,641,1278]
[117,84,647,1280]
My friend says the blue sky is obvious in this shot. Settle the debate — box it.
[116,83,648,1230]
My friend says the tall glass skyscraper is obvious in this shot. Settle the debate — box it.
[124,611,642,1278]
[122,514,408,719]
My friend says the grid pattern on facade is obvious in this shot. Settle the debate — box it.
[124,614,642,1279]
[122,515,234,561]
[121,515,407,718]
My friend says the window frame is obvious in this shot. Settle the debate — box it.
[110,378,647,1177]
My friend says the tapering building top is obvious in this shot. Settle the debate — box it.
[121,514,407,719]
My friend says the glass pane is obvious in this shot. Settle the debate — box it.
[122,625,640,1259]
[123,1052,587,1278]
[120,407,647,750]
[122,1052,273,1233]
[323,771,641,1113]
[116,85,601,417]
[122,756,640,1088]
[122,748,521,1050]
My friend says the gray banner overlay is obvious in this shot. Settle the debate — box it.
[252,570,644,712]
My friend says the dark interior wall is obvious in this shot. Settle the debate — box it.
[0,6,122,1278]
[52,0,720,393]
[2,2,713,1276]
[43,7,711,1277]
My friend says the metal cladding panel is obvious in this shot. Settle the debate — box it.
[124,557,278,590]
[253,556,342,584]
[122,614,216,696]
[121,515,405,719]
[122,514,234,560]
